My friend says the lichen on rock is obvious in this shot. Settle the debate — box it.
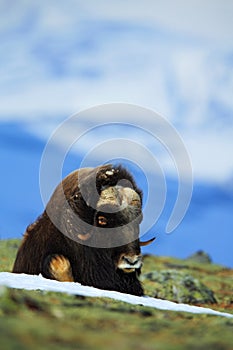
[142,270,217,305]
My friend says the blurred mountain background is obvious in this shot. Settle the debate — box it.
[0,1,233,267]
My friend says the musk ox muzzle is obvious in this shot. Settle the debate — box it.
[117,253,143,273]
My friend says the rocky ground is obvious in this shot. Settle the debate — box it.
[0,239,232,350]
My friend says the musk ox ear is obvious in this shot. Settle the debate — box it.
[139,237,156,246]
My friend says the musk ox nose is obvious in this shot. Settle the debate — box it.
[117,254,142,273]
[123,256,141,266]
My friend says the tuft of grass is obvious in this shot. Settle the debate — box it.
[0,239,233,350]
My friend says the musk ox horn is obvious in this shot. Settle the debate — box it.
[139,237,156,246]
[96,186,121,212]
[122,187,141,208]
[96,186,141,212]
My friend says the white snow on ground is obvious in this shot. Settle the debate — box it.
[0,272,232,318]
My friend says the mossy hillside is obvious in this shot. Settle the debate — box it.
[0,239,232,350]
[0,239,20,272]
[142,270,217,304]
[142,254,233,310]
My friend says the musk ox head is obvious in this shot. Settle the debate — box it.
[54,164,153,259]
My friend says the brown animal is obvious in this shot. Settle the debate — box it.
[13,164,154,296]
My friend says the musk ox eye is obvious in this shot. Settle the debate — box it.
[73,193,79,200]
[98,216,108,226]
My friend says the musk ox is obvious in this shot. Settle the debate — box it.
[13,164,154,296]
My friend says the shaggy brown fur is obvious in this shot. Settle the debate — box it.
[13,164,145,296]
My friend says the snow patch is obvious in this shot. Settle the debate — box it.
[0,272,232,318]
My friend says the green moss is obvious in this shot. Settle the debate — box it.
[0,239,21,272]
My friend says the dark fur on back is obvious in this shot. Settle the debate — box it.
[13,164,144,296]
